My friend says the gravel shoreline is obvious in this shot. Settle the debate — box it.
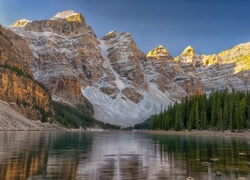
[0,100,65,131]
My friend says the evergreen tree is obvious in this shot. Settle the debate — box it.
[195,100,200,130]
[174,106,180,131]
[223,98,229,130]
[188,107,194,131]
[247,107,250,129]
[151,89,249,131]
[200,111,207,130]
[218,107,223,131]
[211,93,217,128]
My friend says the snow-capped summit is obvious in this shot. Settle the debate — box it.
[51,10,85,23]
[53,10,77,18]
[11,19,31,27]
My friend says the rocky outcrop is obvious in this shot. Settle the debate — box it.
[51,10,85,23]
[102,31,146,88]
[0,25,52,121]
[0,26,32,75]
[0,68,50,111]
[177,44,250,92]
[122,88,143,103]
[24,11,87,36]
[11,19,31,27]
[147,45,173,61]
[175,46,203,67]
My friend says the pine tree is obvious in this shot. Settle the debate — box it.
[211,93,217,128]
[188,107,194,131]
[240,97,247,129]
[174,106,180,131]
[247,107,250,129]
[152,114,157,130]
[218,107,223,131]
[223,97,229,130]
[235,98,241,130]
[229,93,234,131]
[200,111,207,130]
[195,100,200,130]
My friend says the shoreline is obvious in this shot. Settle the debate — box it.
[140,130,250,138]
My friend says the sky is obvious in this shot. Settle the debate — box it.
[1,0,250,56]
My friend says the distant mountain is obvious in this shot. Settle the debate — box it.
[1,10,250,127]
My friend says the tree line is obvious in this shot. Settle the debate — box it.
[152,90,250,131]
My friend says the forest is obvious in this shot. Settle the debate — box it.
[152,90,250,131]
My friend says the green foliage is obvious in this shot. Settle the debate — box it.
[152,90,250,131]
[134,118,153,130]
[15,98,52,123]
[52,102,120,129]
[0,63,33,79]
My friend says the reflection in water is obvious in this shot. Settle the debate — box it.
[0,132,92,180]
[0,131,249,180]
[152,134,250,180]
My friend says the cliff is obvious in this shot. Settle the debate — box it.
[0,25,52,122]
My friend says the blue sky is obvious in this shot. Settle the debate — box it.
[1,0,250,56]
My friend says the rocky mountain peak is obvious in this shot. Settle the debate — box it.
[18,10,91,36]
[11,19,31,27]
[181,46,195,56]
[51,10,85,23]
[175,46,202,65]
[101,31,119,42]
[216,42,250,73]
[147,45,173,60]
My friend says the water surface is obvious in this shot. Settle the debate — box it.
[0,131,249,180]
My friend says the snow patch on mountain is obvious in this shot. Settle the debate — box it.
[51,10,78,20]
[99,39,126,92]
[80,39,174,127]
[82,83,172,127]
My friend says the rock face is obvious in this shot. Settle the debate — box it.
[147,45,173,61]
[4,10,250,126]
[0,26,51,120]
[175,46,203,66]
[9,11,98,114]
[11,19,31,27]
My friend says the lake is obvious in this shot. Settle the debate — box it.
[0,131,249,180]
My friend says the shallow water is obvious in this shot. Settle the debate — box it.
[0,131,249,180]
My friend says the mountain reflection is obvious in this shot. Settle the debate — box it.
[0,132,93,180]
[0,131,249,180]
[76,132,189,180]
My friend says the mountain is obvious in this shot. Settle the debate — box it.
[2,10,250,127]
[0,25,65,130]
[147,45,173,61]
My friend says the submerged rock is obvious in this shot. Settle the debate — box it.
[186,176,195,180]
[210,158,220,162]
[215,171,222,177]
[202,162,211,166]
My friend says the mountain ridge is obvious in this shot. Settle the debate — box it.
[1,10,250,127]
